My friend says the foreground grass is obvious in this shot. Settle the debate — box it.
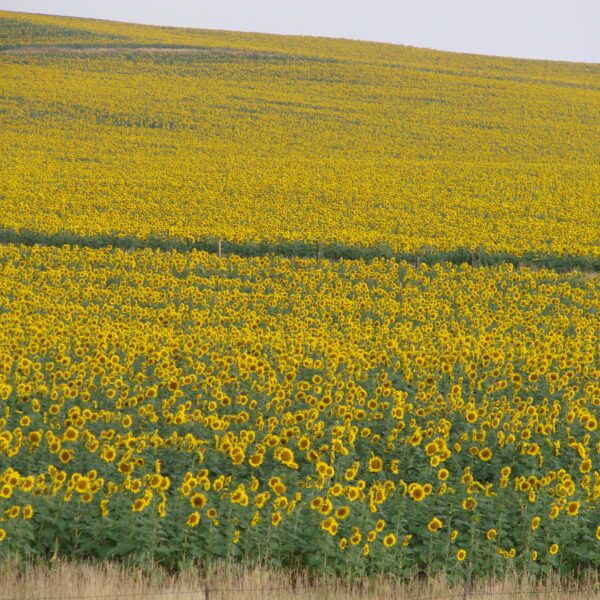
[0,560,598,600]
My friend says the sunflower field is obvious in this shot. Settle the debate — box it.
[0,245,598,578]
[0,10,598,583]
[1,11,599,265]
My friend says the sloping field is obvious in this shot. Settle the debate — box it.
[0,11,599,263]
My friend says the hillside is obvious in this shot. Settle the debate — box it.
[0,10,599,263]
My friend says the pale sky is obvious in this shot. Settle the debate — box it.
[1,0,599,62]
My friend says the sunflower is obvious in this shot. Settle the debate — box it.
[277,447,297,468]
[76,479,89,493]
[28,431,42,444]
[344,466,358,481]
[118,462,133,474]
[273,482,286,496]
[63,427,78,442]
[478,447,492,461]
[409,484,425,502]
[368,456,383,473]
[316,462,329,476]
[335,506,350,520]
[425,442,438,457]
[549,543,559,555]
[319,499,333,515]
[383,533,396,548]
[330,483,344,497]
[186,512,200,527]
[190,493,207,508]
[103,447,117,462]
[248,454,263,467]
[149,474,162,489]
[456,549,467,561]
[427,517,443,533]
[462,497,477,510]
[346,487,360,502]
[466,411,478,424]
[321,517,338,536]
[350,532,362,545]
[566,501,580,517]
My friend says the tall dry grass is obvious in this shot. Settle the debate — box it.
[0,559,598,600]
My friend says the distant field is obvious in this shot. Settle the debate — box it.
[1,11,599,260]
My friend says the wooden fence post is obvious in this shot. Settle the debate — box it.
[463,565,472,600]
[218,239,222,259]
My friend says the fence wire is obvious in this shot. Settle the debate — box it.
[2,583,597,600]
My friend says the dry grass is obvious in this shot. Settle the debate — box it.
[0,560,598,600]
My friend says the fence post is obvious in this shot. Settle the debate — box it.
[218,239,222,259]
[470,251,475,268]
[463,565,472,600]
[416,255,421,268]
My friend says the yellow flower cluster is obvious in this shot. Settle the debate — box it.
[0,245,598,576]
[1,11,599,258]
